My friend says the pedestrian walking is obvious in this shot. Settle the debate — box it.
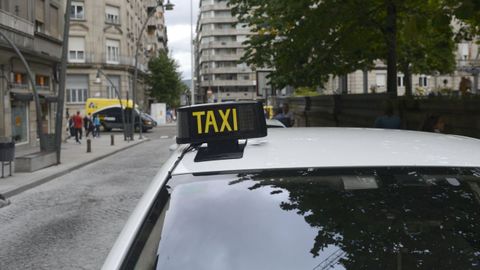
[85,113,94,138]
[93,114,101,137]
[72,111,83,144]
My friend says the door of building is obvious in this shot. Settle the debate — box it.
[11,100,29,144]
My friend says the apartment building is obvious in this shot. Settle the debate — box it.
[66,0,168,115]
[0,0,65,147]
[195,0,256,103]
[320,40,480,96]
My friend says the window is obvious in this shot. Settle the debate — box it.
[459,43,469,61]
[49,5,59,37]
[215,48,236,55]
[241,74,250,80]
[216,74,237,80]
[66,75,88,104]
[215,23,235,30]
[419,75,428,87]
[376,74,386,87]
[215,36,236,42]
[106,5,120,24]
[214,10,231,17]
[68,37,85,63]
[397,75,404,87]
[12,72,28,89]
[35,0,45,33]
[106,39,120,64]
[70,2,85,19]
[36,75,50,89]
[215,61,237,68]
[35,20,45,33]
[106,75,120,99]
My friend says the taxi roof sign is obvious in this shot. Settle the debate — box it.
[176,102,267,145]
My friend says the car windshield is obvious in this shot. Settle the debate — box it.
[154,167,480,270]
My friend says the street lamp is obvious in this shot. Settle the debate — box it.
[165,0,175,10]
[132,0,174,140]
[95,69,128,141]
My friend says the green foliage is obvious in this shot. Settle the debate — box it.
[147,51,184,107]
[229,0,473,91]
[294,87,319,97]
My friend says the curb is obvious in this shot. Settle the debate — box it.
[3,138,150,199]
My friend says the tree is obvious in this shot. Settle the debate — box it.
[229,0,458,96]
[397,1,456,95]
[147,51,184,107]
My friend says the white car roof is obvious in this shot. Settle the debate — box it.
[173,127,480,175]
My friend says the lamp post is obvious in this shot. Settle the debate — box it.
[55,0,72,164]
[95,69,128,141]
[132,0,174,140]
[190,0,195,105]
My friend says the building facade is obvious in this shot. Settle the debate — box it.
[318,40,480,96]
[0,0,65,148]
[66,0,168,116]
[195,0,256,103]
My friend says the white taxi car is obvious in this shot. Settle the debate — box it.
[103,102,480,270]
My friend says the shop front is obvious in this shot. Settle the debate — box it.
[10,98,30,144]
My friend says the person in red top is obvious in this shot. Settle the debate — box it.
[72,111,83,144]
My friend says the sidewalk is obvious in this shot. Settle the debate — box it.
[0,134,148,198]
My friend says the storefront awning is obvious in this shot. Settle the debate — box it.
[39,94,58,103]
[10,92,59,103]
[10,92,33,101]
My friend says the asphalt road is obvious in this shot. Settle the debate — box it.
[0,125,177,270]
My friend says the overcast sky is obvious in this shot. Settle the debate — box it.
[165,0,200,81]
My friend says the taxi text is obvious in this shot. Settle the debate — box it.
[192,108,238,134]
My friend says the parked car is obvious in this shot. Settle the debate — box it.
[94,106,153,132]
[103,102,480,270]
[141,113,157,127]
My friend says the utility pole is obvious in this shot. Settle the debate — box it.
[55,0,72,164]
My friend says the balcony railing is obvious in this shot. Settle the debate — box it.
[101,54,148,71]
[0,9,34,36]
[105,16,121,25]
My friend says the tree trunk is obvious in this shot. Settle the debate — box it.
[404,65,412,96]
[386,0,398,97]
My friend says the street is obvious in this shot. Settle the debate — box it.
[0,125,177,270]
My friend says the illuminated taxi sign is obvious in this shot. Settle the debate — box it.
[191,108,238,134]
[177,102,267,144]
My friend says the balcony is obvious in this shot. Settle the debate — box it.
[200,80,256,87]
[0,9,34,36]
[457,59,480,68]
[105,16,121,26]
[199,28,251,39]
[199,54,243,63]
[200,3,229,12]
[68,52,96,65]
[199,41,245,50]
[199,16,237,25]
[101,54,148,71]
[202,67,253,74]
